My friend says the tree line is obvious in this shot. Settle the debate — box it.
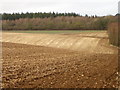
[2,12,81,20]
[1,12,118,30]
[2,15,117,30]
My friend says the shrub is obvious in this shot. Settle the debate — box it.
[108,22,120,47]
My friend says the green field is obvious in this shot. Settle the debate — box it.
[4,30,105,34]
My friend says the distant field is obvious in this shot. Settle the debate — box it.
[2,31,110,53]
[3,30,105,34]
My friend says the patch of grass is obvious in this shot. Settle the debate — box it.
[3,30,105,34]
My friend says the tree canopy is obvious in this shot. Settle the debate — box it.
[2,12,80,20]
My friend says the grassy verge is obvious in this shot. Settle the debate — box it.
[3,30,105,34]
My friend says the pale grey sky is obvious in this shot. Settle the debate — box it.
[0,0,119,16]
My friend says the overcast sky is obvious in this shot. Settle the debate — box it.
[0,0,119,16]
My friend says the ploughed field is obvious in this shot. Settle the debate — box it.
[2,31,118,88]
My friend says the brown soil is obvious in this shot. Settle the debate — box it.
[2,42,118,88]
[2,32,119,88]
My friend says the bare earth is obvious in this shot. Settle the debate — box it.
[2,32,118,88]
